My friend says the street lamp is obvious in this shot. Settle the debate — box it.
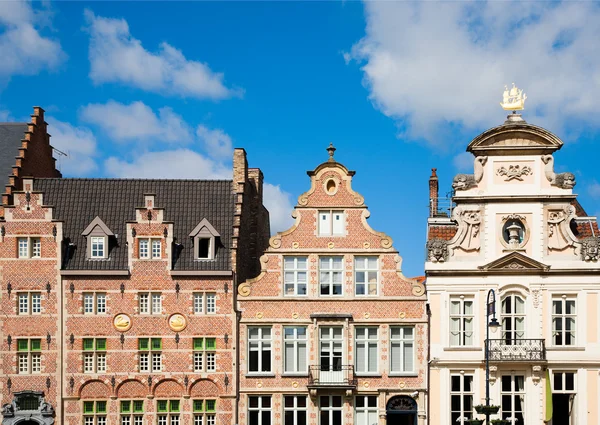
[485,289,501,424]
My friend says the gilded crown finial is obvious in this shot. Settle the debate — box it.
[500,83,527,111]
[327,143,336,162]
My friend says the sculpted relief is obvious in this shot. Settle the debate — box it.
[452,156,487,191]
[546,205,581,256]
[541,155,576,189]
[447,206,482,255]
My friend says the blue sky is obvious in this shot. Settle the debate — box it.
[1,1,600,277]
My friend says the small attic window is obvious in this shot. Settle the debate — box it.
[189,218,220,261]
[82,216,114,260]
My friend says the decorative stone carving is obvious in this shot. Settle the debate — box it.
[1,403,14,417]
[542,155,576,189]
[532,290,540,308]
[532,365,542,385]
[496,164,532,181]
[503,262,526,270]
[113,313,132,332]
[238,283,251,297]
[547,206,578,253]
[582,237,600,262]
[168,313,187,332]
[451,157,487,191]
[489,365,498,384]
[448,207,482,253]
[427,239,449,262]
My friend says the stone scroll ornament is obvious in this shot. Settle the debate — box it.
[547,206,579,252]
[452,156,487,191]
[496,164,532,181]
[448,207,482,253]
[582,237,600,262]
[541,155,576,189]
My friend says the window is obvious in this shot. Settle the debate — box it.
[284,327,307,374]
[319,327,343,377]
[18,292,41,315]
[90,237,105,259]
[355,327,378,374]
[193,338,217,372]
[120,400,144,425]
[83,338,107,373]
[284,396,307,425]
[451,374,473,424]
[139,293,162,315]
[248,396,271,425]
[157,400,180,425]
[390,326,414,374]
[139,338,162,372]
[450,297,474,346]
[355,396,377,425]
[83,293,106,315]
[354,256,378,295]
[552,296,576,346]
[553,372,575,392]
[83,401,107,425]
[198,238,211,259]
[138,239,161,259]
[319,395,342,425]
[284,257,307,295]
[17,339,41,374]
[193,399,216,425]
[248,327,272,373]
[17,237,41,258]
[190,219,220,260]
[318,211,344,236]
[319,256,343,296]
[501,375,525,425]
[502,295,525,344]
[194,292,216,314]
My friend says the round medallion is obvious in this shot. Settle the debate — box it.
[364,312,370,319]
[327,242,335,249]
[292,242,299,249]
[399,312,406,319]
[399,381,406,389]
[363,242,371,249]
[113,313,132,332]
[256,312,264,319]
[363,382,370,388]
[256,382,263,388]
[292,313,299,319]
[292,381,299,388]
[168,313,187,332]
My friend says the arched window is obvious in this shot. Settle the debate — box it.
[501,294,525,344]
[386,396,417,425]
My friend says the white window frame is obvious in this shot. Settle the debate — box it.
[319,256,343,296]
[120,400,144,425]
[552,371,576,393]
[390,326,415,374]
[138,239,149,259]
[248,396,271,425]
[450,373,474,425]
[83,338,107,374]
[151,239,161,259]
[500,374,525,424]
[193,338,217,373]
[354,256,378,296]
[450,296,474,347]
[193,399,216,425]
[90,236,106,259]
[283,327,307,374]
[319,396,342,425]
[139,338,162,373]
[552,296,576,346]
[318,210,345,236]
[17,237,41,258]
[355,327,378,375]
[197,237,213,260]
[17,339,42,374]
[283,396,307,425]
[501,294,526,342]
[355,395,378,425]
[284,257,307,296]
[18,292,42,315]
[139,292,162,315]
[248,327,272,374]
[83,292,107,315]
[193,292,216,314]
[83,401,107,425]
[156,400,180,425]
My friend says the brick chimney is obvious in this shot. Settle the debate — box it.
[429,168,438,217]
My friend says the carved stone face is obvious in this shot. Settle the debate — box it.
[561,172,576,189]
[583,237,600,261]
[452,174,475,190]
[428,239,448,262]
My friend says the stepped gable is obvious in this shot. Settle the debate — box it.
[34,178,234,271]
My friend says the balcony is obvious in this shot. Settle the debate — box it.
[486,339,546,362]
[307,365,357,394]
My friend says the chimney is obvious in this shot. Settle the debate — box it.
[429,168,438,217]
[232,148,248,194]
[248,168,264,205]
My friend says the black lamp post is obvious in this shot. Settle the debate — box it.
[485,289,501,424]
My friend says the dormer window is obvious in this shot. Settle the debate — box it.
[318,210,345,236]
[138,238,162,259]
[189,219,220,260]
[82,216,114,260]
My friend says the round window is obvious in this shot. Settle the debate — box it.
[502,219,525,247]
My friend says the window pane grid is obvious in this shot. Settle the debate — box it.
[451,374,473,424]
[319,256,343,296]
[450,298,474,346]
[354,256,378,296]
[284,257,307,296]
[355,327,378,373]
[248,327,272,373]
[391,326,414,373]
[552,297,576,346]
[284,327,307,373]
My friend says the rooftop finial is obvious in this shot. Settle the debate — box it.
[500,83,527,111]
[327,143,336,162]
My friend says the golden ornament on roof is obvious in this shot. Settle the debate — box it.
[500,83,527,111]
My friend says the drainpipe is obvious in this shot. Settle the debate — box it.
[426,301,431,425]
[233,272,240,425]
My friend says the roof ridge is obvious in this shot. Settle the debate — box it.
[34,178,234,182]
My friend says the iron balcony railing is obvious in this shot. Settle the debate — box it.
[308,365,357,388]
[486,339,546,362]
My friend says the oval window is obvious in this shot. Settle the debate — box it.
[326,179,336,194]
[502,219,525,247]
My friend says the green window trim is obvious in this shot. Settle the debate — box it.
[193,338,204,350]
[133,400,144,413]
[83,401,94,414]
[157,400,168,413]
[193,400,203,412]
[169,400,180,412]
[151,338,162,350]
[193,399,216,413]
[17,340,29,352]
[205,338,216,350]
[120,401,131,413]
[138,338,149,350]
[96,339,107,351]
[30,339,41,351]
[96,401,107,413]
[83,339,94,351]
[206,400,216,412]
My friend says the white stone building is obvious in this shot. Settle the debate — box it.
[426,112,600,425]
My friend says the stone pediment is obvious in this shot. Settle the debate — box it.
[467,118,563,156]
[478,251,550,274]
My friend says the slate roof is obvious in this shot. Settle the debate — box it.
[34,178,235,271]
[0,123,27,186]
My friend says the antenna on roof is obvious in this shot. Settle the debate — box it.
[52,147,68,172]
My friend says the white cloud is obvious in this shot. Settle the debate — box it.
[349,2,600,143]
[196,125,233,159]
[263,183,295,234]
[85,10,240,100]
[80,100,192,143]
[104,149,231,179]
[0,110,11,121]
[453,152,473,172]
[46,118,98,176]
[587,181,600,199]
[0,1,65,81]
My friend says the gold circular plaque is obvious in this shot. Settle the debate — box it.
[113,313,132,332]
[168,313,187,332]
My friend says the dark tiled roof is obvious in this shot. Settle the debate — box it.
[0,123,26,186]
[34,178,234,271]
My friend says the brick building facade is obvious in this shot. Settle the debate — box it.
[236,146,429,425]
[0,109,270,425]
